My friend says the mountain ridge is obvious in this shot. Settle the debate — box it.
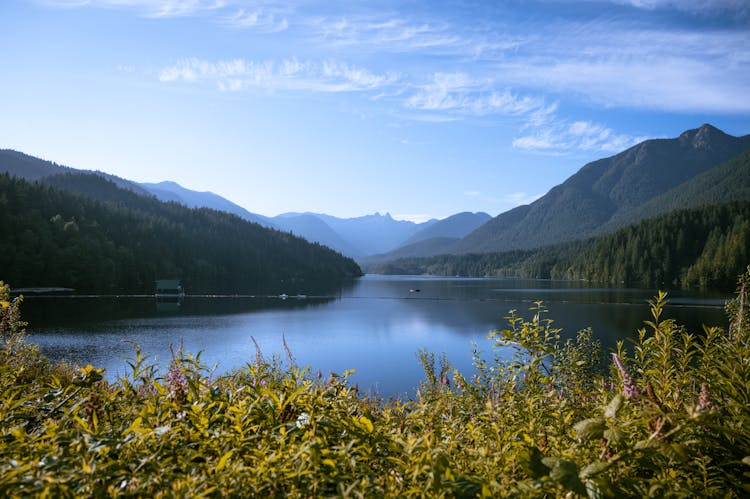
[451,124,750,254]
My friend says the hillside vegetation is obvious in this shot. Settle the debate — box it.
[2,272,750,496]
[370,200,750,291]
[0,173,361,294]
[453,124,750,254]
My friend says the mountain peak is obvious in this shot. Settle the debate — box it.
[678,123,729,149]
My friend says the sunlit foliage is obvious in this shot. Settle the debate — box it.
[2,272,750,496]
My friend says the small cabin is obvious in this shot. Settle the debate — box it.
[155,279,184,302]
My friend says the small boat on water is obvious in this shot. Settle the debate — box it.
[409,288,421,293]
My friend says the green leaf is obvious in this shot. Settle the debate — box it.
[574,418,606,442]
[543,457,587,496]
[518,446,550,479]
[604,395,623,419]
[603,428,624,443]
[215,450,234,472]
[580,461,611,479]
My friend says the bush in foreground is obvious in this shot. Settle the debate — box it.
[1,273,749,497]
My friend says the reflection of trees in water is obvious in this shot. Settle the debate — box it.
[22,295,336,328]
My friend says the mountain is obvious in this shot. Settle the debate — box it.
[269,213,363,257]
[0,149,151,196]
[598,148,750,232]
[371,200,750,291]
[140,181,271,227]
[453,124,750,254]
[0,171,361,293]
[312,212,437,256]
[269,212,437,257]
[362,237,462,266]
[362,211,492,264]
[400,212,491,246]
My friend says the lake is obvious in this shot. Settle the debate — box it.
[23,275,730,397]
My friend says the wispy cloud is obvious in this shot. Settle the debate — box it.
[493,24,750,113]
[307,15,496,56]
[50,0,749,157]
[406,73,548,117]
[220,8,289,32]
[159,58,399,93]
[513,120,647,155]
[41,0,226,17]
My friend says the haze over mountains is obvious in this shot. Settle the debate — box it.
[2,124,749,269]
[0,149,490,259]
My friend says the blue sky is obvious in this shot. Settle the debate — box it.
[2,0,749,221]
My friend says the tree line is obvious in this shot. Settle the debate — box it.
[371,200,750,290]
[0,173,362,294]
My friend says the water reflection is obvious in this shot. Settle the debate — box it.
[23,276,730,397]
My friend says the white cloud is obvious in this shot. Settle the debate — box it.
[463,190,481,197]
[220,7,289,31]
[306,14,524,60]
[48,0,750,116]
[41,0,226,17]
[159,57,399,93]
[493,25,750,113]
[513,119,646,154]
[406,72,550,117]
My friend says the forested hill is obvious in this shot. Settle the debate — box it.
[0,149,151,196]
[0,173,362,294]
[370,200,750,291]
[597,147,750,233]
[452,124,750,254]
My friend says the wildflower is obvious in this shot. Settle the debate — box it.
[167,360,188,405]
[699,383,715,411]
[612,353,639,398]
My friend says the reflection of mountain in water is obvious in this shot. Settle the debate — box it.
[342,276,729,349]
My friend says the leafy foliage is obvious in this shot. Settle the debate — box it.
[2,271,750,496]
[0,173,361,294]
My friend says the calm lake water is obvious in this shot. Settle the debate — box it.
[23,275,730,397]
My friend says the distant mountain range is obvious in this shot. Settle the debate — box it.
[3,123,749,268]
[365,124,750,264]
[0,149,491,260]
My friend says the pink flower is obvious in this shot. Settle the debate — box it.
[612,354,639,398]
